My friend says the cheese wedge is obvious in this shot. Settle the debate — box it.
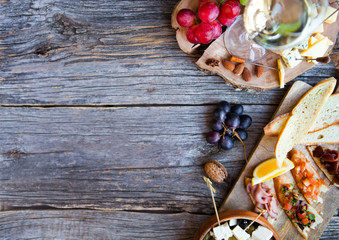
[325,6,338,24]
[275,77,336,168]
[301,37,329,59]
[308,36,318,46]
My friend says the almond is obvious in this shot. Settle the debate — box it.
[222,59,235,71]
[256,65,264,78]
[204,159,228,183]
[242,67,252,82]
[233,63,244,75]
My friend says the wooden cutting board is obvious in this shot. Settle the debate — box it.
[219,80,339,240]
[172,0,339,91]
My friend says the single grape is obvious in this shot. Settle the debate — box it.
[239,115,252,129]
[177,9,196,27]
[213,108,226,122]
[239,0,249,6]
[218,101,231,114]
[210,119,224,132]
[210,20,222,39]
[236,129,248,141]
[195,22,215,44]
[206,131,221,144]
[198,1,220,23]
[220,0,240,19]
[226,112,240,129]
[186,25,199,44]
[220,135,234,150]
[217,14,236,26]
[231,104,243,115]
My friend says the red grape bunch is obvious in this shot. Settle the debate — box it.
[176,0,241,45]
[206,101,252,150]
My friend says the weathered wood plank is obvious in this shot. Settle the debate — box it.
[0,210,337,239]
[0,0,338,105]
[0,105,276,212]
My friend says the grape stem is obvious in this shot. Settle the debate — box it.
[220,123,248,162]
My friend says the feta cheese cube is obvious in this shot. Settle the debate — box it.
[251,226,273,240]
[281,49,303,68]
[213,222,233,240]
[232,225,250,240]
[229,219,237,227]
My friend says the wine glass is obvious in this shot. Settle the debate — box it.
[224,0,328,61]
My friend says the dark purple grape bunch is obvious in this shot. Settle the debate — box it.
[206,101,252,150]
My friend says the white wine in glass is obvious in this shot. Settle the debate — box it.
[225,0,328,61]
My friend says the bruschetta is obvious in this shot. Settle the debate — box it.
[288,149,329,204]
[307,145,339,187]
[274,173,323,239]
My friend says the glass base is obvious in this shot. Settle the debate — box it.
[224,15,267,62]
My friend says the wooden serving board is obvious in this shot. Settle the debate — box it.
[219,80,339,240]
[172,0,339,91]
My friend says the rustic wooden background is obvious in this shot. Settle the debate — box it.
[0,0,338,239]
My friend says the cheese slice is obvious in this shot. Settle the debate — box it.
[277,58,285,88]
[325,6,338,24]
[313,24,323,33]
[301,37,329,58]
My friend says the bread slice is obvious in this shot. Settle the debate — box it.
[274,173,323,239]
[244,177,280,223]
[300,125,339,145]
[264,93,339,136]
[307,145,339,187]
[275,78,336,168]
[288,149,329,204]
[264,113,290,136]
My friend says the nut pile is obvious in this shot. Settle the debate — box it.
[206,55,266,82]
[222,55,264,82]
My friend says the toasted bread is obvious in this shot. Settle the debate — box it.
[274,173,323,239]
[288,149,329,204]
[275,78,336,168]
[264,93,339,136]
[307,145,339,187]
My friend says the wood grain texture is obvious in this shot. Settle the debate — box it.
[0,105,275,212]
[0,0,338,239]
[0,0,337,106]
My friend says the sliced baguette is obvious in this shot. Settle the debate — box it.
[275,78,336,168]
[273,173,323,239]
[288,149,329,205]
[264,93,339,136]
[300,125,339,145]
[307,145,339,187]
